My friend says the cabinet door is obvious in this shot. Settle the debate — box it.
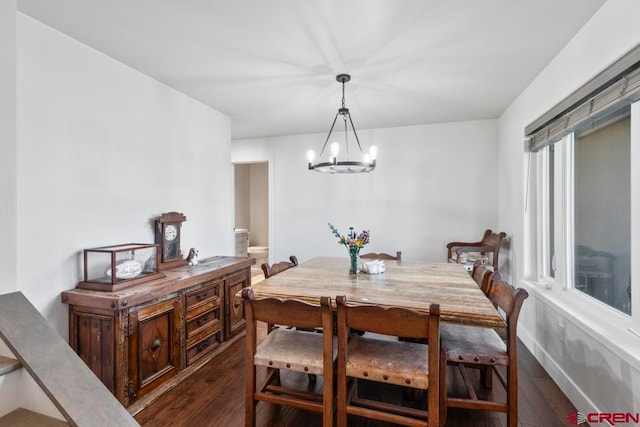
[70,310,117,394]
[128,296,182,402]
[225,271,249,339]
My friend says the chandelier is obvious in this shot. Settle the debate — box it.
[307,74,377,173]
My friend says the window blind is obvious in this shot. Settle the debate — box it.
[526,43,640,152]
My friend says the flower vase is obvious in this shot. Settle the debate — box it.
[349,251,360,274]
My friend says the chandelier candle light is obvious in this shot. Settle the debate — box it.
[307,74,378,173]
[328,223,370,274]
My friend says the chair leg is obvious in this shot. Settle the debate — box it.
[245,364,256,427]
[439,352,448,427]
[337,375,347,427]
[507,364,518,427]
[268,367,281,386]
[322,370,334,427]
[481,365,493,388]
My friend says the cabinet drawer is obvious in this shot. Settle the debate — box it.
[186,306,221,337]
[186,320,221,348]
[185,299,218,321]
[187,330,222,365]
[185,280,221,309]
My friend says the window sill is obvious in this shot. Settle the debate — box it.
[519,279,640,372]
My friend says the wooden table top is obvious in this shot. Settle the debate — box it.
[247,256,505,329]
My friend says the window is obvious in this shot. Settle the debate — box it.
[574,114,630,314]
[526,44,640,331]
[536,107,632,315]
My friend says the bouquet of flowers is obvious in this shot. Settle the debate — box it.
[328,223,370,273]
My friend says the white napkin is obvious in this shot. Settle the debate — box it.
[361,260,386,274]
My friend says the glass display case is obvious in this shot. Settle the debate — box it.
[77,243,165,291]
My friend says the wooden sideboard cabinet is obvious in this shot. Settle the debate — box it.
[61,256,253,410]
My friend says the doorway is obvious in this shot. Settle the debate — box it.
[234,162,269,278]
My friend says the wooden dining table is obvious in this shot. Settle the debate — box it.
[246,256,505,329]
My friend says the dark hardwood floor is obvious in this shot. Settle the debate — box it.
[135,323,583,427]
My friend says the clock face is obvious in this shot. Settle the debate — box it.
[164,224,178,242]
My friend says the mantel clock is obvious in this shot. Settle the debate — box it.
[155,211,188,270]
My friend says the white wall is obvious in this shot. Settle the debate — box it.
[498,0,640,416]
[0,0,17,295]
[16,13,234,339]
[233,119,499,264]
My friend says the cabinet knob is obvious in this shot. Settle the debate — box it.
[150,338,162,352]
[197,315,209,326]
[196,339,210,352]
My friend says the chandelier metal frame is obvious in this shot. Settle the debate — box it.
[307,74,377,173]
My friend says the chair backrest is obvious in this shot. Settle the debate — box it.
[336,295,439,342]
[481,230,506,268]
[471,261,501,295]
[360,251,402,262]
[242,287,331,331]
[486,280,529,349]
[447,229,506,270]
[261,255,299,278]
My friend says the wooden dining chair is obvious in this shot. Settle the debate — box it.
[360,251,402,262]
[336,295,441,427]
[446,229,506,270]
[242,288,336,427]
[261,255,298,278]
[439,279,529,427]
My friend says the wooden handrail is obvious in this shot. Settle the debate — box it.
[0,292,138,426]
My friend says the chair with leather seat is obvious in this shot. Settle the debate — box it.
[261,255,299,278]
[446,229,506,270]
[336,295,441,427]
[242,288,335,427]
[439,279,528,427]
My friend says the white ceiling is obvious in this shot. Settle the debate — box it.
[17,0,606,140]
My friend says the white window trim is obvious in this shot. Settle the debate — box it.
[560,133,574,293]
[535,145,553,287]
[631,101,640,334]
